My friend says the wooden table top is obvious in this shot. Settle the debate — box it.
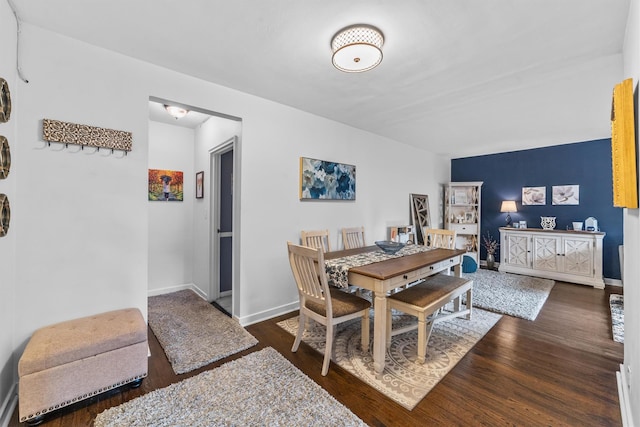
[324,245,466,280]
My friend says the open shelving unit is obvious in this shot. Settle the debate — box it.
[444,181,483,262]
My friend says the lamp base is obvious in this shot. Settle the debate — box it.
[505,213,512,227]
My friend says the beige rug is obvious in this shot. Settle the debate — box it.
[462,269,555,320]
[148,289,257,374]
[95,347,366,426]
[278,307,501,410]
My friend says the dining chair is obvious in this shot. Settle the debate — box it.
[423,228,457,249]
[300,229,331,252]
[287,242,371,376]
[342,226,366,249]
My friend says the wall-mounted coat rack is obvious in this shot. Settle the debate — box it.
[42,118,132,154]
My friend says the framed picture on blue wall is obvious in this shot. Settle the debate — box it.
[522,186,545,205]
[552,185,579,205]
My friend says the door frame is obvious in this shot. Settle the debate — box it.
[209,136,240,313]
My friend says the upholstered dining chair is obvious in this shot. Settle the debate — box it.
[300,229,331,252]
[287,242,371,376]
[341,226,366,250]
[423,228,457,249]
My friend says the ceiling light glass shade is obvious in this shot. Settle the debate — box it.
[331,25,384,73]
[164,104,189,119]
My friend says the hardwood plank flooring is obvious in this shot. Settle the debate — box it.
[9,282,623,426]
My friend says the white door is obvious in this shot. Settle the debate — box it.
[532,235,561,272]
[563,237,593,276]
[504,233,530,267]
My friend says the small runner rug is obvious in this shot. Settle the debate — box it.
[148,289,257,374]
[278,308,501,410]
[610,294,624,343]
[94,347,366,426]
[462,269,554,320]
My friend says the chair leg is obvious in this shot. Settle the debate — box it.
[292,312,306,352]
[386,306,392,348]
[322,323,334,376]
[361,310,370,351]
[418,315,437,364]
[417,313,427,364]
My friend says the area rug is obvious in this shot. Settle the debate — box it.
[148,289,257,374]
[610,294,624,343]
[462,269,554,320]
[277,308,501,410]
[94,347,366,427]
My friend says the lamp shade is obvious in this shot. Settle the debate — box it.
[500,200,517,213]
[331,25,384,73]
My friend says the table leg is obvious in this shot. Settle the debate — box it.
[453,257,462,277]
[373,290,387,376]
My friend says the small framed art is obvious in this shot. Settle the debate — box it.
[196,171,204,199]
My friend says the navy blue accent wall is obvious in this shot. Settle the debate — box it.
[451,139,622,280]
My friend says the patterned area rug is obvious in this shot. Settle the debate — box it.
[462,269,554,320]
[148,289,257,374]
[610,294,624,343]
[278,308,501,410]
[95,347,366,426]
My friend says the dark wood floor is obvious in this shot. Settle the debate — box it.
[9,282,624,426]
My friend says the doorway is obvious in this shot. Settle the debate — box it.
[210,137,238,315]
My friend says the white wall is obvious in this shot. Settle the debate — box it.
[0,1,18,424]
[147,121,195,294]
[622,0,639,424]
[192,116,242,298]
[2,20,449,416]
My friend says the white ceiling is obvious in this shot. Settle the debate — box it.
[12,1,631,157]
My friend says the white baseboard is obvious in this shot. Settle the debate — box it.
[0,383,17,427]
[237,301,299,327]
[605,278,623,287]
[617,364,634,427]
[147,283,207,299]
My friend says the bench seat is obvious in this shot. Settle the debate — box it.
[18,308,148,424]
[387,273,473,363]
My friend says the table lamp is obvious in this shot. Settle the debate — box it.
[500,201,517,227]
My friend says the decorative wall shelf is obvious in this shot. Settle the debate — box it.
[42,118,132,153]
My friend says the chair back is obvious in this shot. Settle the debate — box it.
[287,242,332,313]
[301,229,331,252]
[423,228,457,249]
[342,226,366,249]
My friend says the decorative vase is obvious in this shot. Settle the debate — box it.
[486,253,495,269]
[540,216,556,229]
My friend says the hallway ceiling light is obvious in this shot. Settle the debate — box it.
[164,104,189,119]
[331,25,384,73]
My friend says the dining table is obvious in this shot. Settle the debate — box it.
[324,244,467,376]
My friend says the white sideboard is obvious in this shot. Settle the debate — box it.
[498,227,605,289]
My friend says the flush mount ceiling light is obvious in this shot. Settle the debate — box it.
[331,24,384,73]
[164,104,189,119]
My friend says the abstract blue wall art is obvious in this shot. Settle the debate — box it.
[300,157,356,200]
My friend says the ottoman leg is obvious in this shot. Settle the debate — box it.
[26,415,45,426]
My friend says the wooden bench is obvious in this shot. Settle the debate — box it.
[18,308,148,425]
[386,273,472,364]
